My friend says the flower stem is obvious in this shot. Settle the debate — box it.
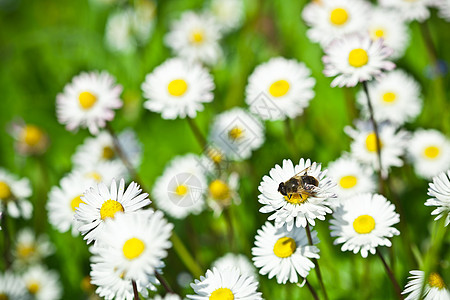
[186,117,207,150]
[305,224,328,300]
[362,81,385,195]
[131,280,140,300]
[155,271,174,294]
[223,208,236,252]
[283,119,298,158]
[1,210,11,269]
[305,279,320,300]
[377,251,404,300]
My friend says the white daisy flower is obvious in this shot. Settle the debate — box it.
[323,33,396,87]
[425,170,450,226]
[74,160,128,186]
[258,158,336,231]
[207,172,240,217]
[252,222,319,284]
[345,121,409,177]
[302,0,371,48]
[245,57,316,121]
[379,0,433,22]
[152,154,207,219]
[330,193,400,258]
[105,3,156,54]
[8,121,49,156]
[407,129,450,179]
[209,107,265,161]
[94,210,173,284]
[13,228,54,268]
[23,265,62,300]
[75,178,151,244]
[327,155,376,202]
[212,253,257,279]
[141,58,214,119]
[152,294,182,300]
[187,267,263,300]
[165,11,222,65]
[47,172,98,236]
[208,0,244,33]
[402,270,450,299]
[367,8,410,60]
[356,69,422,125]
[0,168,32,219]
[56,71,123,134]
[0,272,27,300]
[436,0,450,21]
[73,130,142,170]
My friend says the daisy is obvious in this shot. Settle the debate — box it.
[425,170,450,226]
[47,172,98,236]
[165,11,222,65]
[322,33,396,87]
[436,0,450,21]
[187,267,263,299]
[245,57,316,121]
[327,155,376,202]
[141,58,214,119]
[302,0,371,48]
[209,107,265,161]
[208,0,244,33]
[93,210,173,285]
[402,270,450,299]
[252,222,319,284]
[152,294,182,300]
[330,193,400,258]
[152,154,207,219]
[379,0,433,22]
[13,228,54,268]
[0,168,33,219]
[356,69,422,125]
[74,160,128,186]
[345,121,409,177]
[0,272,27,300]
[72,130,142,169]
[211,253,257,278]
[56,71,123,134]
[258,158,336,231]
[23,265,62,300]
[207,172,240,217]
[367,8,410,60]
[8,120,49,156]
[75,178,151,244]
[407,129,450,179]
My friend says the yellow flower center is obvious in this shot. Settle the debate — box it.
[209,180,230,201]
[27,281,40,295]
[190,29,205,44]
[273,237,297,258]
[175,185,188,196]
[167,79,188,97]
[382,92,396,103]
[330,8,349,26]
[228,127,244,141]
[348,48,369,68]
[284,193,308,205]
[86,172,102,182]
[21,125,44,147]
[339,175,358,189]
[374,28,385,39]
[0,181,12,200]
[78,91,98,110]
[428,272,445,289]
[99,200,124,220]
[102,146,115,160]
[207,148,223,164]
[0,293,8,300]
[269,80,290,97]
[71,195,86,211]
[423,146,440,159]
[209,288,234,300]
[365,132,383,152]
[353,215,375,234]
[122,237,146,260]
[17,244,35,259]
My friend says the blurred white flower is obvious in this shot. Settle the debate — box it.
[13,228,54,268]
[379,0,434,22]
[207,172,240,217]
[8,120,49,156]
[212,253,256,279]
[23,265,62,300]
[426,170,450,226]
[402,270,450,299]
[436,0,450,21]
[0,272,27,300]
[0,168,33,219]
[208,0,244,33]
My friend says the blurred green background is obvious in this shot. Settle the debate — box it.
[0,0,449,299]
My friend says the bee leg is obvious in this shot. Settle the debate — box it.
[288,194,292,200]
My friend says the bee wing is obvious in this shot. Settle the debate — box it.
[297,184,320,197]
[291,165,315,180]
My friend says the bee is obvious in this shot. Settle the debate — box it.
[277,165,319,200]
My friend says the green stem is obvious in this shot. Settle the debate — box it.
[377,252,404,300]
[1,210,11,270]
[186,118,207,150]
[223,208,236,252]
[131,280,140,300]
[155,271,174,294]
[305,279,320,300]
[305,224,329,300]
[283,119,298,159]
